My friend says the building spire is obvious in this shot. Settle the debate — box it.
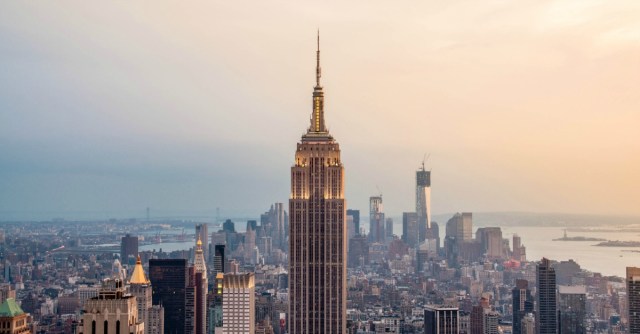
[307,30,329,135]
[316,30,321,87]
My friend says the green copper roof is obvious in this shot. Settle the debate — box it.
[0,298,24,317]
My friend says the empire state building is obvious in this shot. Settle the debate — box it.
[289,34,347,334]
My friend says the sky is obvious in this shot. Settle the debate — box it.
[1,1,639,221]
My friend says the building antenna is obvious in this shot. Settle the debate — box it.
[376,185,382,197]
[421,153,431,171]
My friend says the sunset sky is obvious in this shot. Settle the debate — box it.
[1,1,639,220]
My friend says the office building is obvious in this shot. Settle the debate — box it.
[402,212,419,248]
[129,255,164,334]
[628,267,640,333]
[0,298,30,334]
[536,258,557,334]
[149,259,187,334]
[346,209,360,235]
[512,279,533,334]
[476,227,503,259]
[289,34,346,334]
[222,273,255,334]
[78,279,144,334]
[121,234,138,265]
[424,305,459,334]
[213,244,226,274]
[348,235,369,268]
[557,285,586,334]
[369,196,385,243]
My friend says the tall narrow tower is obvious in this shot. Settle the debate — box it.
[289,33,347,334]
[193,237,208,334]
[416,162,432,242]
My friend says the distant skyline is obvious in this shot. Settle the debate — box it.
[1,1,639,220]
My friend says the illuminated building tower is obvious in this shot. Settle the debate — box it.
[222,273,255,334]
[369,196,385,243]
[416,164,431,241]
[536,258,557,334]
[512,279,533,334]
[78,279,144,334]
[0,298,30,334]
[289,33,346,334]
[196,224,209,264]
[193,237,208,334]
[628,267,640,333]
[149,259,187,334]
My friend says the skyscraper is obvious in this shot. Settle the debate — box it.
[536,258,557,334]
[195,224,209,264]
[369,196,384,243]
[129,255,163,334]
[121,234,138,265]
[193,238,208,334]
[214,244,225,274]
[557,285,586,334]
[628,267,640,332]
[222,273,255,334]
[149,259,187,334]
[424,305,459,334]
[512,279,533,334]
[346,209,360,235]
[402,212,419,248]
[289,34,346,334]
[416,164,431,241]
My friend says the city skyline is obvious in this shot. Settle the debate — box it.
[2,1,640,220]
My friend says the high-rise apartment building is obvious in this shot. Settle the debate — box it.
[424,305,459,334]
[557,285,586,334]
[222,273,255,334]
[289,34,346,334]
[149,259,187,334]
[536,258,557,334]
[369,196,385,243]
[195,224,209,264]
[402,212,419,248]
[629,267,640,332]
[512,279,533,334]
[121,234,138,265]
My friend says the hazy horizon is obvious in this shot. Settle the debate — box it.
[2,1,639,219]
